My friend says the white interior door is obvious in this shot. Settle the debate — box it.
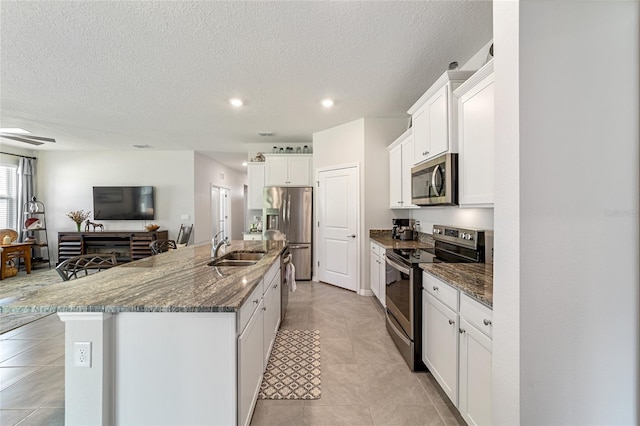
[212,186,231,241]
[317,165,358,291]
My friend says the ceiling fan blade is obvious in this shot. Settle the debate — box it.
[0,134,45,146]
[19,135,56,143]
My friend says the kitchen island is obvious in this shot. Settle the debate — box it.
[2,240,286,426]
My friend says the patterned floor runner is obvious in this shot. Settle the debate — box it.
[258,329,321,400]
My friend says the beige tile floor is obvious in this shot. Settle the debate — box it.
[251,281,465,426]
[0,280,464,426]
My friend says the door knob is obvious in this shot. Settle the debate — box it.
[347,234,356,238]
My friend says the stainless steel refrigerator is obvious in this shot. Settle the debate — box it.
[263,186,312,280]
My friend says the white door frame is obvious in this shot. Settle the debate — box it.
[211,185,231,241]
[314,162,361,293]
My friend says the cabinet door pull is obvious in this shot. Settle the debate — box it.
[273,284,278,289]
[483,319,492,326]
[262,306,267,311]
[253,299,259,304]
[433,286,439,291]
[448,319,455,325]
[459,328,466,334]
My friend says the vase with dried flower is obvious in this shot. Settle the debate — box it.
[67,210,91,232]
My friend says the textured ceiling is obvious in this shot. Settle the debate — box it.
[0,1,492,171]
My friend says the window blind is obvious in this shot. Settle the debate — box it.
[0,165,18,231]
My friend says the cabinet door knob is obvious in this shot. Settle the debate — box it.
[448,319,455,325]
[253,299,259,304]
[459,328,466,334]
[483,319,492,326]
[274,284,278,289]
[433,286,439,291]
[262,306,267,311]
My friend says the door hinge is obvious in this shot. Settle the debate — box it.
[316,180,320,187]
[317,221,320,227]
[317,260,320,267]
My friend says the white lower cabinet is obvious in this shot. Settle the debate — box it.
[263,269,281,368]
[422,272,493,425]
[238,297,264,426]
[459,317,492,426]
[369,241,387,307]
[238,260,282,426]
[422,291,459,404]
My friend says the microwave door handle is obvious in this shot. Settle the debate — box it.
[431,164,441,197]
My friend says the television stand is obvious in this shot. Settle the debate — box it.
[57,230,169,264]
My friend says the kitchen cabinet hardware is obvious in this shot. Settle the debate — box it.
[433,286,439,291]
[347,234,356,238]
[253,299,259,304]
[448,319,455,325]
[483,319,492,326]
[262,306,267,311]
[459,328,466,334]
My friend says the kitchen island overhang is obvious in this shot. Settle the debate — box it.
[2,240,287,426]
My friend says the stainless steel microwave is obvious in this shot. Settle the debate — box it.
[411,153,458,206]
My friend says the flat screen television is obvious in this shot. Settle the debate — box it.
[93,186,155,220]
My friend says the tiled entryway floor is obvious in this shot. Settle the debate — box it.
[0,280,464,426]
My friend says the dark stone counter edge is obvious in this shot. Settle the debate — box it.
[420,267,493,309]
[4,306,238,314]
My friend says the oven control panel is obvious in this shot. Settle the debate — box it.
[432,225,484,249]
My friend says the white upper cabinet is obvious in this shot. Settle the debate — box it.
[454,60,495,207]
[388,128,416,209]
[264,155,312,186]
[408,70,474,165]
[247,163,266,210]
[389,144,403,208]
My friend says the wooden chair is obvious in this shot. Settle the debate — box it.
[176,224,193,246]
[149,239,177,255]
[55,253,117,281]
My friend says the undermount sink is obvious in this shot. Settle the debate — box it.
[208,251,266,267]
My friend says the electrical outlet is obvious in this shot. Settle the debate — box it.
[74,341,92,368]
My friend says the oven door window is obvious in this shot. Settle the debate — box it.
[386,270,411,328]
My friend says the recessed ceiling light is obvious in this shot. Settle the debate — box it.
[132,144,152,149]
[242,162,248,167]
[257,131,274,137]
[230,98,243,107]
[321,99,334,108]
[0,128,31,134]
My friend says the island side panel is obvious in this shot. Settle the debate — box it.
[58,312,114,426]
[114,312,237,426]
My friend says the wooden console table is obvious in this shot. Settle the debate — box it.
[57,230,169,264]
[1,242,32,280]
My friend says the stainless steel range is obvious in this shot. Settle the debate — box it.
[385,225,485,370]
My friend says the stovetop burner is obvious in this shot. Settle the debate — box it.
[388,247,438,265]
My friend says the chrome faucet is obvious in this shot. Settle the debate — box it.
[213,237,230,258]
[212,230,225,245]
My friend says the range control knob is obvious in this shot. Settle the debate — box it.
[460,233,467,239]
[467,234,474,241]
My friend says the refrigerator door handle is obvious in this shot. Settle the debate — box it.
[286,194,292,239]
[288,245,309,250]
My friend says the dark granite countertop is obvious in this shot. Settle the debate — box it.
[421,263,493,308]
[370,230,493,308]
[1,240,286,314]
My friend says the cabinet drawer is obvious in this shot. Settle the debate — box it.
[423,272,459,311]
[370,241,380,257]
[460,293,493,338]
[238,281,263,334]
[263,260,280,294]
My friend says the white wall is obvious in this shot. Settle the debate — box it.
[494,1,639,424]
[313,117,407,293]
[194,152,246,244]
[37,150,195,262]
[492,1,520,424]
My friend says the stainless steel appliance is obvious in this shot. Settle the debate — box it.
[280,247,292,321]
[263,186,313,280]
[411,153,458,206]
[385,225,485,370]
[392,218,416,241]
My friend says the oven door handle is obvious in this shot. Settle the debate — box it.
[385,256,411,275]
